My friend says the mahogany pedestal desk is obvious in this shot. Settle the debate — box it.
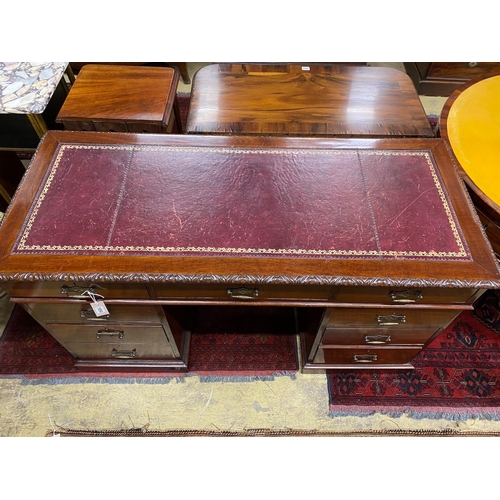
[186,64,434,138]
[0,131,498,372]
[56,65,181,134]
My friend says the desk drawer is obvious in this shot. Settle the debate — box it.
[333,286,477,305]
[327,308,459,329]
[318,347,421,365]
[153,284,332,302]
[8,282,149,299]
[45,323,170,345]
[62,340,177,359]
[321,327,437,346]
[28,303,161,324]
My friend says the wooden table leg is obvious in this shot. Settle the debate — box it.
[27,114,48,139]
[170,63,190,85]
[0,151,25,211]
[65,65,76,85]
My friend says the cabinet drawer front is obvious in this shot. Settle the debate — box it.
[62,341,177,359]
[9,282,149,299]
[28,303,161,324]
[93,121,128,132]
[334,286,477,305]
[327,308,459,329]
[476,209,500,258]
[126,122,161,133]
[427,62,500,80]
[45,323,169,345]
[62,120,95,131]
[321,327,438,346]
[153,284,332,302]
[318,347,421,365]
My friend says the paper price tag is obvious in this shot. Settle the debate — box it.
[90,300,109,317]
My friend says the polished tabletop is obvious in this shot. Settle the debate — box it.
[186,64,434,138]
[56,64,179,124]
[440,75,500,209]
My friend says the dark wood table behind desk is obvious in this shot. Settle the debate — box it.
[186,64,434,138]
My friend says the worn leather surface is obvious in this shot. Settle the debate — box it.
[14,144,471,261]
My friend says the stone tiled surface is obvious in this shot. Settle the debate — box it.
[0,62,68,114]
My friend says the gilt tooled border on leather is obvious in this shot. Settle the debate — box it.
[13,144,471,261]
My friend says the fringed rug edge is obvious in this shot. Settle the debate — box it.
[192,370,297,383]
[328,404,500,421]
[0,370,298,385]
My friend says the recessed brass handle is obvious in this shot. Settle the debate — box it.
[389,289,423,303]
[61,283,104,299]
[227,286,259,300]
[97,328,124,339]
[81,309,109,320]
[376,314,406,326]
[364,334,391,344]
[111,348,136,358]
[354,354,377,363]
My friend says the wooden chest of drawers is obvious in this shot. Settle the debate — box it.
[56,65,181,133]
[16,284,189,370]
[404,62,500,96]
[0,132,499,372]
[301,286,481,370]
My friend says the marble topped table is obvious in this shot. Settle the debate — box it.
[0,62,69,211]
[0,62,69,138]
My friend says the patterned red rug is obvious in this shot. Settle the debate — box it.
[327,290,500,420]
[0,305,298,384]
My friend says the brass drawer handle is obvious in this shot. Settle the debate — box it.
[376,314,406,326]
[61,283,104,299]
[364,334,391,344]
[227,286,259,300]
[81,309,110,321]
[111,348,136,358]
[97,328,124,339]
[389,289,423,303]
[354,354,377,363]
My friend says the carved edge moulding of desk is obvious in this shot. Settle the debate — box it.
[0,132,499,372]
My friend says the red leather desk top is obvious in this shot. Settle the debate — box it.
[1,132,499,288]
[13,141,470,262]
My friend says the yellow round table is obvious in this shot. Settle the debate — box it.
[440,75,500,258]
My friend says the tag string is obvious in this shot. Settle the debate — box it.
[82,290,105,302]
